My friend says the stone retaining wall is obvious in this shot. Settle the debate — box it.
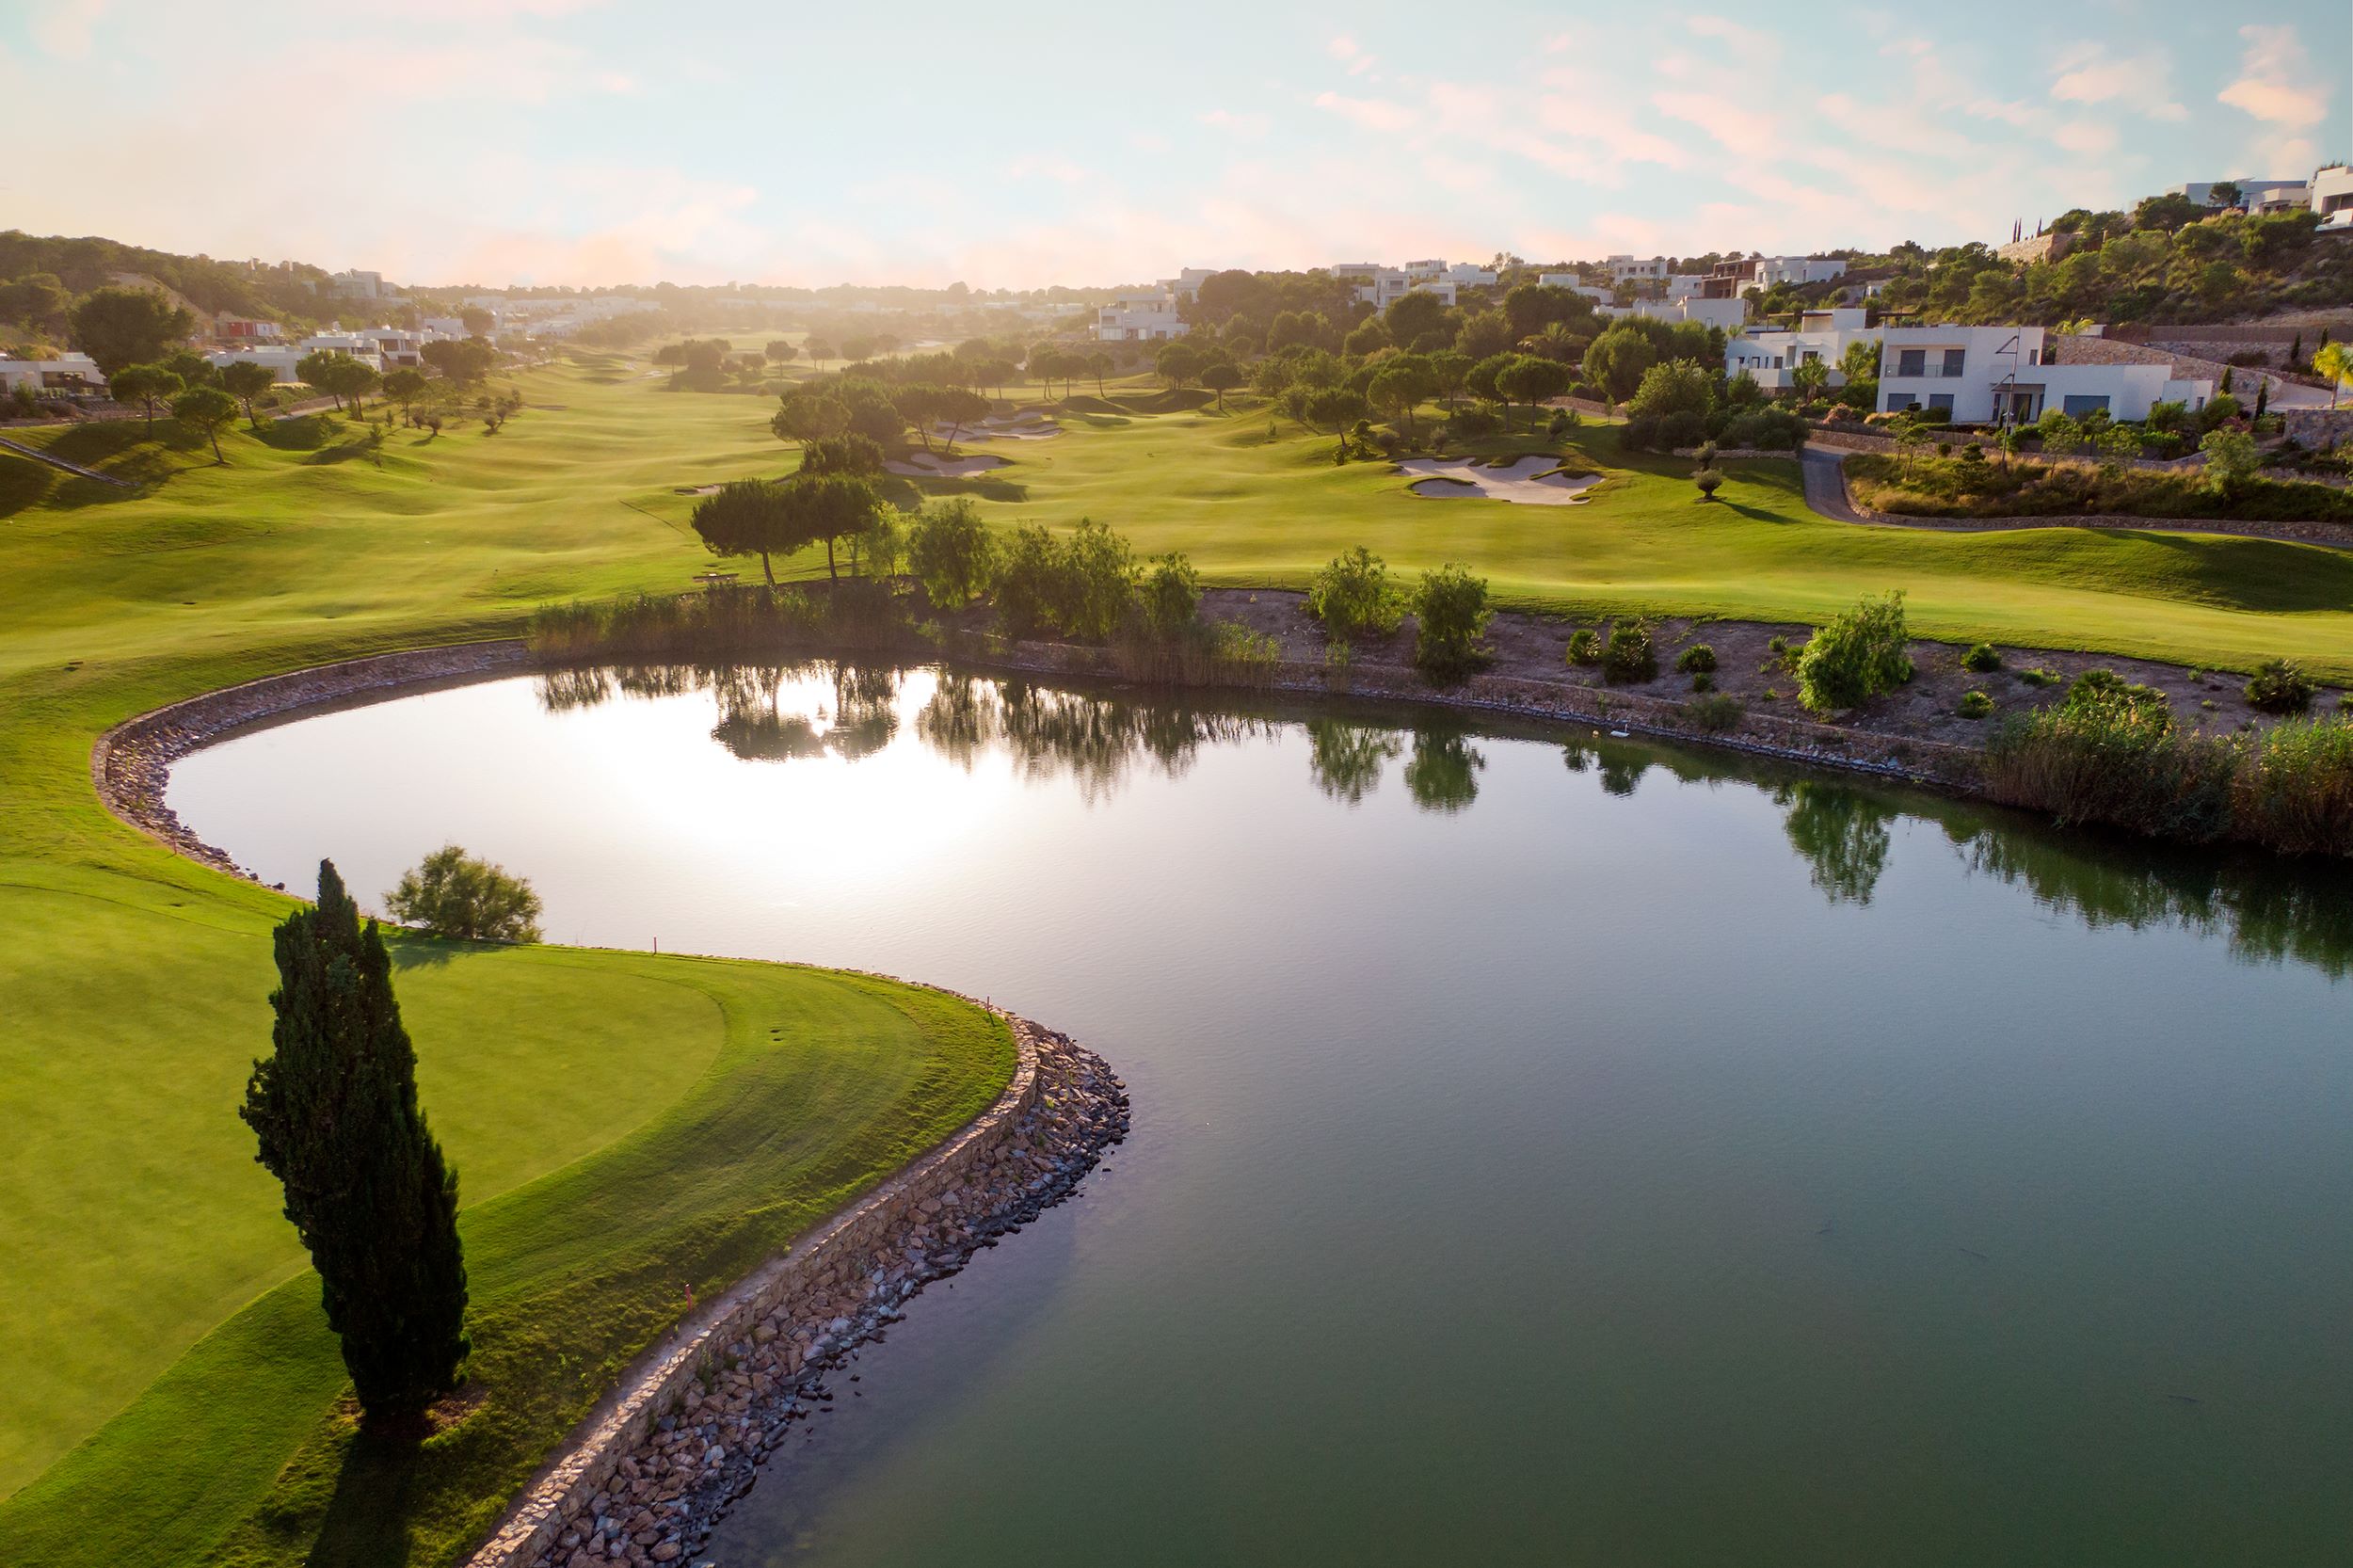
[91,640,530,875]
[471,1014,1128,1568]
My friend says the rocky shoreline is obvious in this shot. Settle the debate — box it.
[474,1016,1128,1568]
[90,640,530,877]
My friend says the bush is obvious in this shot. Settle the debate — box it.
[1961,642,2002,673]
[907,497,995,608]
[1566,628,1602,666]
[1958,689,1994,719]
[1683,693,1745,732]
[1663,646,1711,680]
[2246,658,2315,713]
[1411,562,1492,682]
[1308,546,1403,642]
[1445,407,1502,440]
[991,524,1063,639]
[2020,665,2061,687]
[2064,667,2171,727]
[1720,407,1807,450]
[1602,618,1657,682]
[384,844,543,941]
[1795,591,1913,712]
[1138,552,1202,635]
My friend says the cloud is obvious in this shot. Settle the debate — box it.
[1650,90,1781,154]
[2219,22,2329,175]
[1004,154,1089,184]
[1687,14,1781,61]
[2048,42,2187,120]
[2053,119,2120,155]
[1327,32,1375,75]
[29,0,108,59]
[1199,108,1270,138]
[2218,24,2328,127]
[1311,90,1417,133]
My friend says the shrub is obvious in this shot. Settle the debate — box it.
[1693,467,1724,501]
[1308,546,1403,642]
[1720,407,1806,450]
[1961,642,2002,673]
[1602,618,1657,683]
[991,523,1064,639]
[2064,667,2171,728]
[1690,671,1715,693]
[1958,689,1994,719]
[2020,665,2062,687]
[1446,407,1502,440]
[1138,551,1202,635]
[1051,518,1136,640]
[384,844,542,941]
[1410,563,1492,682]
[1566,628,1602,666]
[1673,642,1718,675]
[1795,591,1913,712]
[2246,658,2315,713]
[907,497,996,608]
[1683,693,1745,732]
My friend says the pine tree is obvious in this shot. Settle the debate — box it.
[242,861,470,1431]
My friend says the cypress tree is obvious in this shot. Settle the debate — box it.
[242,860,470,1431]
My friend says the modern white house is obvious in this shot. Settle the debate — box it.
[1094,290,1187,342]
[1599,295,1747,331]
[2313,165,2353,229]
[204,346,312,382]
[1726,318,2214,422]
[1608,254,1673,284]
[215,316,283,343]
[0,352,104,393]
[296,332,388,367]
[330,268,386,299]
[1536,272,1611,301]
[1725,309,1872,391]
[2170,178,2312,213]
[1164,268,1220,300]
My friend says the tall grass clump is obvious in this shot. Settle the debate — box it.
[2234,719,2353,856]
[1983,680,2353,856]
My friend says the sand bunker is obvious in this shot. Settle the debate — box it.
[1400,456,1602,505]
[886,450,1009,478]
[932,412,1063,442]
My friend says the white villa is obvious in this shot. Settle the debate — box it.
[1726,315,2215,423]
[2169,178,2313,214]
[1094,290,1187,342]
[205,346,313,382]
[2313,165,2353,230]
[0,352,104,393]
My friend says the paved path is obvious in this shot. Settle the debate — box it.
[1796,442,2353,552]
[0,433,138,488]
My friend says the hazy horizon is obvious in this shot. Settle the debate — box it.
[6,0,2346,292]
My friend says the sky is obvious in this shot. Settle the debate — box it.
[3,0,2346,290]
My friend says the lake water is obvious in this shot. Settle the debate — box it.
[168,664,2353,1567]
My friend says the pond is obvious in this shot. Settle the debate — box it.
[167,664,2353,1568]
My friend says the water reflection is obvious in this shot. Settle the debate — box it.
[1403,727,1484,813]
[1305,719,1401,806]
[1777,780,1897,907]
[527,660,2353,976]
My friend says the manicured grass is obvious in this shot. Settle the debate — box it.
[0,350,1013,1565]
[7,346,2353,1565]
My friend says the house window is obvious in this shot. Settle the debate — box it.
[1897,348,1927,376]
[1802,350,1820,364]
[1928,393,1955,414]
[2061,393,2111,418]
[1941,348,1966,376]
